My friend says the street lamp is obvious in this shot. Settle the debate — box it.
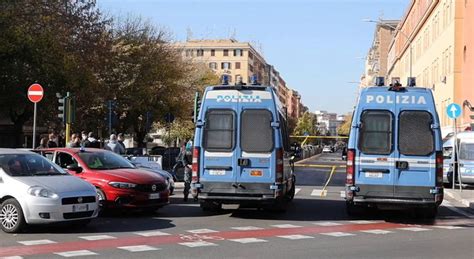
[362,18,413,78]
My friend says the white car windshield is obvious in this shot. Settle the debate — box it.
[0,153,67,177]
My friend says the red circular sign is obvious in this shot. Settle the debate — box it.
[27,84,44,103]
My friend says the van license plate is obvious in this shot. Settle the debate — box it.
[365,172,383,178]
[149,193,160,199]
[72,204,88,212]
[209,169,225,175]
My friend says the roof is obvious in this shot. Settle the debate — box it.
[361,86,430,93]
[38,147,108,155]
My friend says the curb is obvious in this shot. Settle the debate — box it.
[444,189,474,209]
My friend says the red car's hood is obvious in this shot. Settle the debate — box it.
[91,168,166,184]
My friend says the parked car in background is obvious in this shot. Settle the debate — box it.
[125,156,176,195]
[0,149,98,233]
[36,148,170,211]
[322,146,333,153]
[149,147,181,170]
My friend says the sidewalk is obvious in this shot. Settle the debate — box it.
[444,186,474,209]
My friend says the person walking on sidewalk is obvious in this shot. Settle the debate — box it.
[174,140,192,201]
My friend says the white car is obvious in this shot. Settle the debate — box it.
[0,149,98,233]
[322,146,332,153]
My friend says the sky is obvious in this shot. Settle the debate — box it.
[98,0,410,114]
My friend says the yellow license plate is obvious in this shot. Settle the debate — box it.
[250,170,263,177]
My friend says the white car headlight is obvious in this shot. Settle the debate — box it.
[108,182,137,189]
[27,186,59,199]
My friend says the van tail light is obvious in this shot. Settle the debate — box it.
[192,147,200,183]
[435,151,443,187]
[276,148,284,183]
[346,149,356,185]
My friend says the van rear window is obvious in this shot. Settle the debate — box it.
[359,110,392,155]
[241,109,274,153]
[399,111,434,156]
[203,110,235,152]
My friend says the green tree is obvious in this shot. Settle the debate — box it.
[337,113,353,136]
[293,112,317,136]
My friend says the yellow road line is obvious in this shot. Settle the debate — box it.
[320,166,337,197]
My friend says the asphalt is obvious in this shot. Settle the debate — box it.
[1,152,473,259]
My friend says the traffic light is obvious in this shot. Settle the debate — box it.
[57,92,75,124]
[193,92,201,123]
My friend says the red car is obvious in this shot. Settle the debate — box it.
[36,148,169,210]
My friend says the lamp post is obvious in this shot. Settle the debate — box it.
[363,19,413,79]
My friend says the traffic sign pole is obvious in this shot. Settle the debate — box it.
[32,102,37,149]
[446,103,462,190]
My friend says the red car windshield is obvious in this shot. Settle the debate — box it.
[78,151,135,170]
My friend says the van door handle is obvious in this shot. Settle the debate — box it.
[396,161,409,170]
[238,158,251,167]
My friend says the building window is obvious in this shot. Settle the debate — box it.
[234,49,243,56]
[196,49,204,57]
[248,64,254,73]
[223,49,229,56]
[185,49,193,57]
[248,52,254,59]
[235,62,241,69]
[209,62,217,70]
[211,49,215,56]
[221,62,231,70]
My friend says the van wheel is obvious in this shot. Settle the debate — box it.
[417,206,437,219]
[0,199,26,233]
[200,201,222,212]
[345,201,364,217]
[286,176,296,201]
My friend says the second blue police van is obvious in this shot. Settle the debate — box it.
[191,78,296,211]
[345,78,444,218]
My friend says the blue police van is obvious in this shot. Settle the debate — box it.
[191,77,296,211]
[345,78,444,218]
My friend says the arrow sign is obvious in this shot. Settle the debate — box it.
[446,103,461,119]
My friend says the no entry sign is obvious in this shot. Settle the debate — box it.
[27,84,44,103]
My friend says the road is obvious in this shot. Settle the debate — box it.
[1,152,473,259]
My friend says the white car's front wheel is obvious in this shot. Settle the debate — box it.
[0,199,26,233]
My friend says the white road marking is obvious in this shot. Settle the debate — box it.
[348,220,379,224]
[360,229,393,235]
[78,235,116,241]
[278,234,314,240]
[321,232,355,237]
[186,228,218,234]
[271,224,302,228]
[313,221,342,226]
[432,226,465,230]
[229,238,268,243]
[340,191,346,198]
[398,227,431,232]
[18,239,57,246]
[442,201,474,219]
[118,245,161,252]
[311,189,324,196]
[179,241,218,248]
[134,230,171,237]
[55,250,97,257]
[295,188,302,195]
[231,226,263,231]
[2,256,23,259]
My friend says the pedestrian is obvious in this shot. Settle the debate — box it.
[104,134,125,155]
[68,134,82,148]
[175,140,192,201]
[36,137,49,149]
[47,133,58,148]
[117,133,126,154]
[83,132,100,148]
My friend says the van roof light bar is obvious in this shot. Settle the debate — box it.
[407,77,416,87]
[375,77,385,87]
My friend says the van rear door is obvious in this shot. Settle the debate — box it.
[395,109,436,198]
[238,108,275,185]
[356,109,396,198]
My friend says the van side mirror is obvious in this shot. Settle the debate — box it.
[66,164,83,174]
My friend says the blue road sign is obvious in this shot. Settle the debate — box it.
[446,103,462,119]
